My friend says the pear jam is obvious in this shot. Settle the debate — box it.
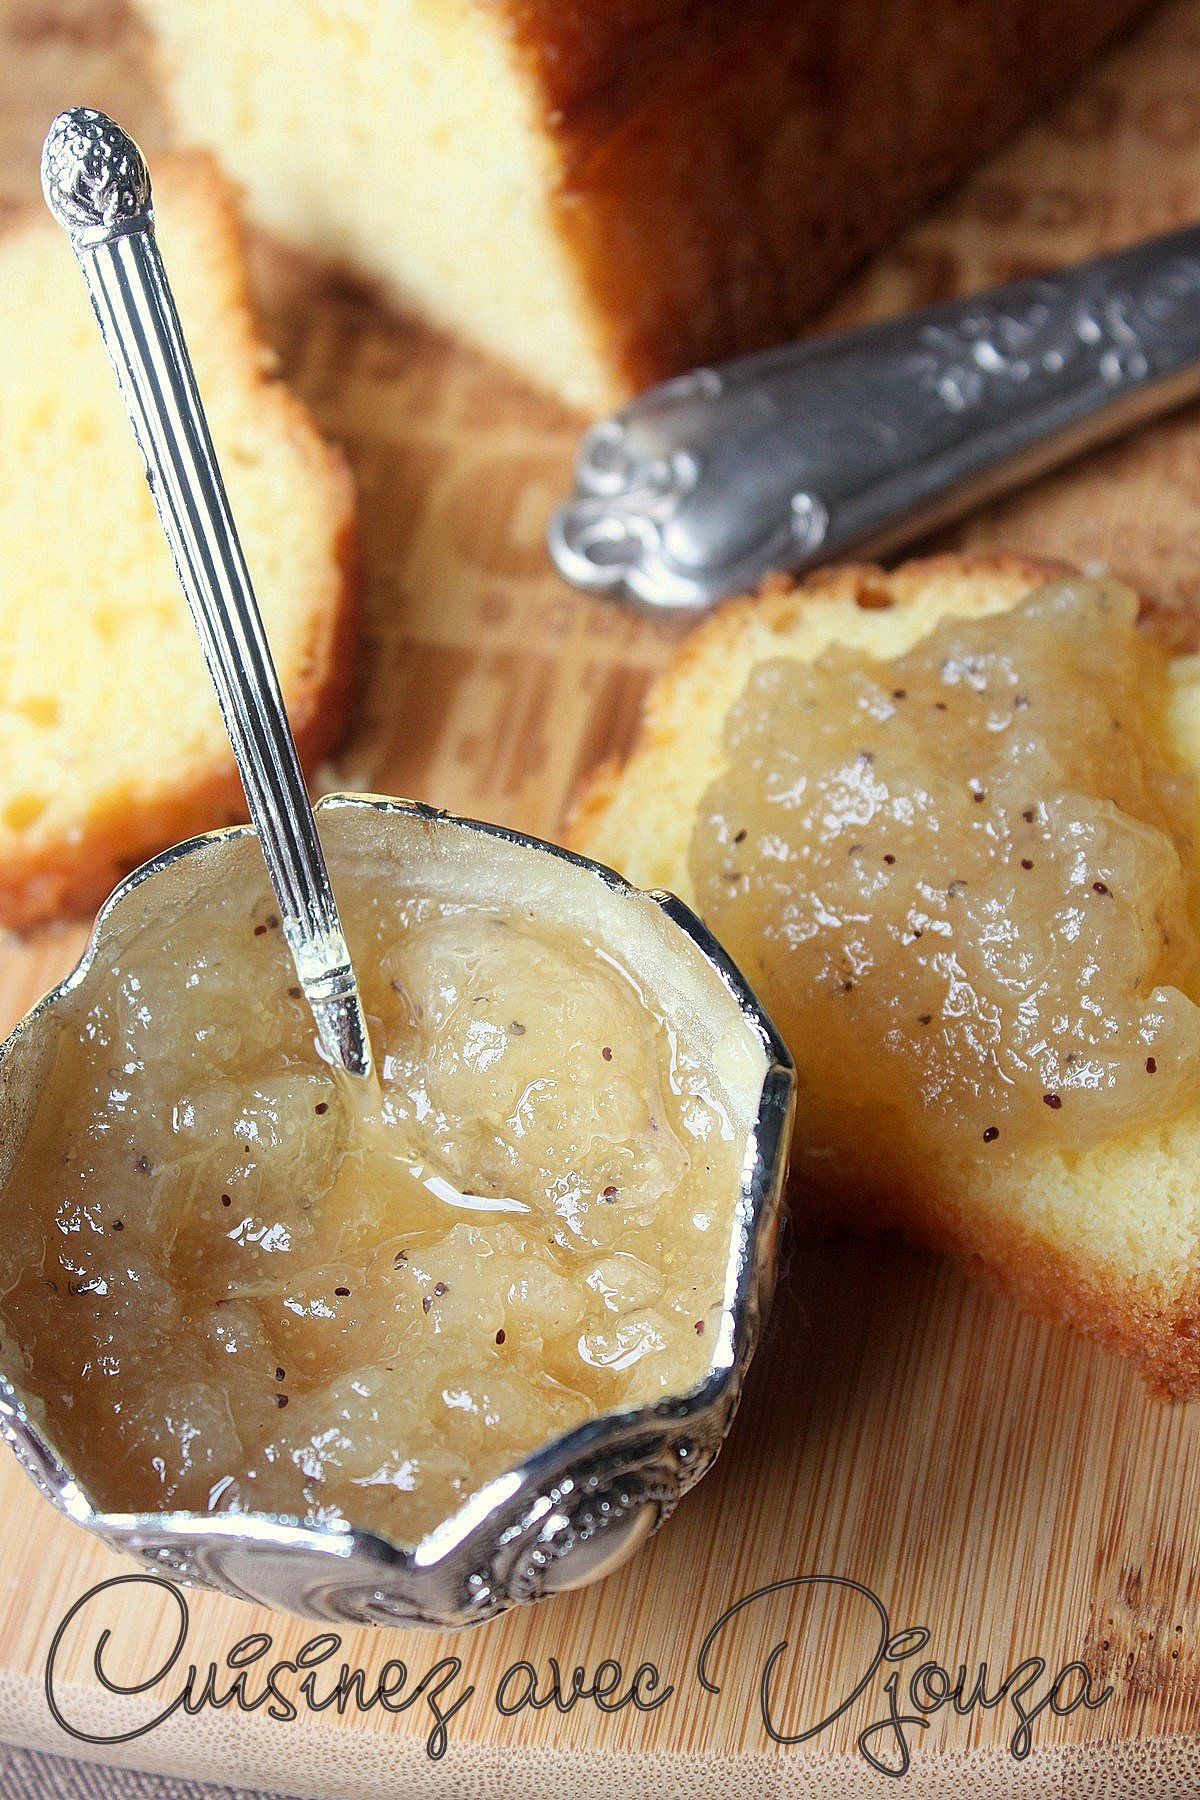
[690,576,1200,1200]
[0,879,744,1542]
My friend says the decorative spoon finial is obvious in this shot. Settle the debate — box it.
[42,106,152,247]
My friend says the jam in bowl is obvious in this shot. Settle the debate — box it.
[0,794,792,1627]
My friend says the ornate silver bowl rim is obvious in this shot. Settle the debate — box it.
[0,794,794,1629]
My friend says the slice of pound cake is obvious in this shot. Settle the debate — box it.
[135,0,1150,412]
[566,554,1200,1397]
[0,153,356,931]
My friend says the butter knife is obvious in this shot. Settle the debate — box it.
[548,228,1200,611]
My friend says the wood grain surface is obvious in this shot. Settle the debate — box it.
[1,2,1200,1794]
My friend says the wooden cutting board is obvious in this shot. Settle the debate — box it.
[1,3,1200,1794]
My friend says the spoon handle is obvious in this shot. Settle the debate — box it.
[41,108,372,1080]
[549,223,1200,611]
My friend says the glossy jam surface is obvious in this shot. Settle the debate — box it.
[0,882,742,1542]
[689,577,1200,1197]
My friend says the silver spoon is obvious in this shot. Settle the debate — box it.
[41,108,372,1081]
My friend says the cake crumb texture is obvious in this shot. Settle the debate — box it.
[0,152,357,930]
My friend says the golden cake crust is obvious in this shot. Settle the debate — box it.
[510,0,1154,396]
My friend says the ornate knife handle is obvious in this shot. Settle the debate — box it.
[549,226,1200,611]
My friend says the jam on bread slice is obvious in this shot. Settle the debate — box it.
[567,552,1200,1398]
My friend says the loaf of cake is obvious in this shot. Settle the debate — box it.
[0,153,357,931]
[566,553,1200,1397]
[135,0,1150,412]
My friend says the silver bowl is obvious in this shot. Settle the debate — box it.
[0,795,793,1628]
